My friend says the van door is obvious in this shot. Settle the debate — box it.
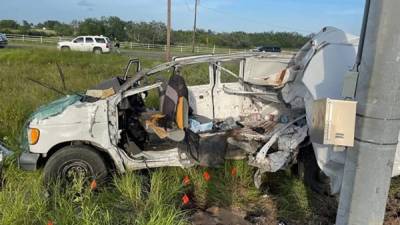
[212,60,246,119]
[183,63,215,119]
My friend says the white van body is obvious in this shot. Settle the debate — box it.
[17,27,400,194]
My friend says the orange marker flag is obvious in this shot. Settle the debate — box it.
[47,220,54,225]
[203,171,211,182]
[90,179,97,191]
[183,175,190,186]
[231,167,237,177]
[182,194,190,205]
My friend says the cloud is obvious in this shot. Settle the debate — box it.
[77,0,94,7]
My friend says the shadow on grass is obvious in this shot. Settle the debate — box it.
[266,170,337,225]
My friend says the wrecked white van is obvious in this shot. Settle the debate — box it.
[17,27,400,194]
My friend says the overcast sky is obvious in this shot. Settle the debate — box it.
[0,0,365,35]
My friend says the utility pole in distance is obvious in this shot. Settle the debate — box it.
[191,0,198,53]
[336,1,400,224]
[166,0,172,61]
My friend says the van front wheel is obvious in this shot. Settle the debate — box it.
[43,145,109,186]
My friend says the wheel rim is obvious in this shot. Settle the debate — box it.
[59,160,94,183]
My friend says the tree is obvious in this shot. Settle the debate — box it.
[103,16,127,41]
[0,18,310,49]
[54,23,74,36]
[0,20,19,29]
[20,20,31,33]
[77,18,105,35]
[42,20,62,30]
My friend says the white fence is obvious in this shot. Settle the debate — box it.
[4,33,247,54]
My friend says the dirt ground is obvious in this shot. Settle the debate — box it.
[385,177,400,225]
[190,196,279,225]
[190,186,400,225]
[188,185,339,225]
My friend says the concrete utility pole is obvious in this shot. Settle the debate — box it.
[166,0,172,61]
[191,0,199,53]
[336,1,400,224]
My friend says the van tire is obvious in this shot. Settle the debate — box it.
[93,47,102,54]
[43,145,109,186]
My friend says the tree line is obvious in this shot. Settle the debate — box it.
[0,17,310,49]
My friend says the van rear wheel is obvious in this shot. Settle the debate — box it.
[43,145,109,187]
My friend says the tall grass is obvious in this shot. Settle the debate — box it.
[0,48,145,150]
[0,48,264,224]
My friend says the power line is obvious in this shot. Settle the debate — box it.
[184,0,193,11]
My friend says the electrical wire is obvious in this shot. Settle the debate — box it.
[184,0,193,11]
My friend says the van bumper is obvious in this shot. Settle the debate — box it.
[19,152,40,171]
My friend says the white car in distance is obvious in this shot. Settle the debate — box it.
[57,36,112,54]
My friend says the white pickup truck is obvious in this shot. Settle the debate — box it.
[57,36,112,54]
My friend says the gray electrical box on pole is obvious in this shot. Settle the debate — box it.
[336,1,400,224]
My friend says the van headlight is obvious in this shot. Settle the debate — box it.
[28,128,40,145]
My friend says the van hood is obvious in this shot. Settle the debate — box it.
[20,95,82,152]
[29,95,82,122]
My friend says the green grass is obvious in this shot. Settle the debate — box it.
[0,48,141,150]
[0,161,261,225]
[10,47,399,225]
[7,46,388,225]
[0,47,268,224]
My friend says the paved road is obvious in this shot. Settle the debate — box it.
[6,42,296,61]
[6,42,197,60]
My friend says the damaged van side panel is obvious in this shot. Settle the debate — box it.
[28,99,125,171]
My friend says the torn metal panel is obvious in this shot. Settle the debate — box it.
[249,125,308,172]
[243,56,295,88]
[123,148,192,170]
[0,142,12,157]
[86,88,115,99]
[250,150,292,173]
[229,120,278,143]
[0,142,13,170]
[227,137,259,154]
[1,142,13,184]
[122,82,163,99]
[222,86,281,103]
[278,126,308,151]
[246,68,291,87]
[88,105,99,137]
[255,115,306,161]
